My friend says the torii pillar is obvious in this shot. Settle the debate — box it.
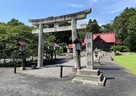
[71,19,78,69]
[29,8,91,68]
[38,24,44,67]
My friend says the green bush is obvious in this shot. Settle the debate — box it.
[111,45,119,51]
[119,46,129,52]
[111,45,129,52]
[0,61,37,67]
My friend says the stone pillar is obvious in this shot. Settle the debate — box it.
[71,19,79,70]
[41,30,44,66]
[38,24,43,67]
[86,32,94,69]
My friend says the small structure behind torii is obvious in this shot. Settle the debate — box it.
[28,8,91,68]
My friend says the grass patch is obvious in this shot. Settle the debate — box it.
[113,54,136,75]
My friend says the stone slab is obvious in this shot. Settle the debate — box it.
[72,68,106,86]
[19,67,26,70]
[76,73,103,81]
[72,77,106,86]
[76,69,100,76]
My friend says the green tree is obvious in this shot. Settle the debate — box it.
[51,21,71,44]
[0,19,38,60]
[101,23,114,32]
[87,19,101,33]
[124,15,136,51]
[7,18,24,26]
[87,19,93,32]
[77,28,86,40]
[113,7,136,44]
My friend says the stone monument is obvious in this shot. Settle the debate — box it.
[72,32,106,86]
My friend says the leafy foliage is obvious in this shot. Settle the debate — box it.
[87,19,101,33]
[113,7,136,44]
[0,18,38,60]
[111,45,129,52]
[124,15,136,51]
[101,7,136,51]
[101,23,114,32]
[51,21,72,44]
[7,18,24,26]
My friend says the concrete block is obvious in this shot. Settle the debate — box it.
[20,67,26,70]
[72,77,106,86]
[72,68,106,86]
[77,69,100,76]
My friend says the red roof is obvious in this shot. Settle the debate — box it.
[68,33,121,49]
[115,39,121,44]
[52,43,60,47]
[93,32,115,43]
[68,43,85,49]
[17,42,27,46]
[68,44,73,49]
[73,38,82,43]
[84,32,120,44]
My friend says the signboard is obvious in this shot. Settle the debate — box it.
[86,32,94,69]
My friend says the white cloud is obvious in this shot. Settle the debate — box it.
[110,8,124,14]
[66,3,83,8]
[92,0,98,3]
[89,0,98,3]
[89,0,98,5]
[99,23,106,26]
[108,0,136,14]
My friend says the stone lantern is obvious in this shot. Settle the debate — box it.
[73,38,82,72]
[73,38,82,51]
[17,42,27,70]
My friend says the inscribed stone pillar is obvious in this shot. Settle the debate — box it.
[38,24,43,67]
[86,32,94,69]
[71,19,79,69]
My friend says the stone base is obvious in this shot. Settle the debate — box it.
[31,65,37,69]
[94,61,101,66]
[72,68,77,72]
[20,67,26,70]
[72,69,106,86]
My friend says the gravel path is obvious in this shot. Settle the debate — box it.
[17,56,87,78]
[0,54,136,96]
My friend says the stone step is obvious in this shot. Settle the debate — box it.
[77,69,100,76]
[72,69,106,86]
[76,73,103,81]
[72,76,106,86]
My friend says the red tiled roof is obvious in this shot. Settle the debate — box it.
[84,32,120,44]
[52,43,60,47]
[68,44,73,49]
[93,32,115,43]
[68,33,121,49]
[17,42,27,46]
[115,39,121,44]
[68,43,85,49]
[73,38,82,43]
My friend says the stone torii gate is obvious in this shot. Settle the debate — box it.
[29,8,91,68]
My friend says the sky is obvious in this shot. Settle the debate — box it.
[0,0,136,26]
